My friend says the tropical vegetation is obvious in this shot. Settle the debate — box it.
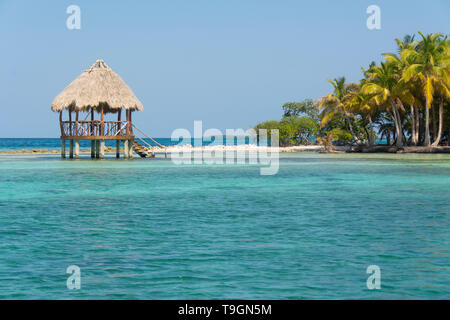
[255,32,450,148]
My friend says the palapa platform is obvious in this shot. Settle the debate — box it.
[51,59,145,159]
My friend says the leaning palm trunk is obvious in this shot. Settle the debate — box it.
[390,102,403,147]
[414,106,420,144]
[424,100,431,146]
[432,98,444,146]
[432,103,437,141]
[346,117,362,145]
[368,115,375,146]
[410,105,417,145]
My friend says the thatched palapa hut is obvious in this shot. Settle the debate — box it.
[51,59,143,159]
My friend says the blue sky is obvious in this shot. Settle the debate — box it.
[0,0,448,137]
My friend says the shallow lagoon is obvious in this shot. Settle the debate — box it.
[0,153,449,299]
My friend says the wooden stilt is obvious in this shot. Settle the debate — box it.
[96,140,100,158]
[75,140,80,159]
[69,140,74,158]
[91,141,95,158]
[100,104,104,136]
[61,139,66,159]
[100,140,105,159]
[124,140,129,158]
[117,109,121,159]
[69,112,72,135]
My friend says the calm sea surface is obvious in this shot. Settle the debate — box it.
[0,137,257,151]
[0,144,449,299]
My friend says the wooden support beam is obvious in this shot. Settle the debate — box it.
[69,139,74,159]
[91,140,95,158]
[125,109,129,136]
[59,111,63,137]
[75,111,79,136]
[96,140,100,159]
[129,111,133,134]
[117,109,121,158]
[61,139,66,159]
[69,111,72,136]
[100,104,104,136]
[91,108,94,136]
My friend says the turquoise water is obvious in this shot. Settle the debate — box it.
[0,152,449,299]
[0,137,258,151]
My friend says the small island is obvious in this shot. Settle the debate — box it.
[254,32,449,154]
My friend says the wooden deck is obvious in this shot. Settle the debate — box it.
[60,120,133,140]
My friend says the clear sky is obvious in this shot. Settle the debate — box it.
[0,0,448,137]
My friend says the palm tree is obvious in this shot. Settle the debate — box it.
[316,77,362,144]
[395,34,416,53]
[384,36,422,145]
[402,32,450,146]
[346,87,377,145]
[361,62,406,147]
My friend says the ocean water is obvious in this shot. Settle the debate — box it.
[0,137,258,151]
[0,150,449,299]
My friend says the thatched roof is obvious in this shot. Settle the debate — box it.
[51,59,143,113]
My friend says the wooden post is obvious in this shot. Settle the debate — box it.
[96,140,100,158]
[91,108,94,135]
[75,140,80,159]
[124,140,129,158]
[91,141,95,158]
[74,111,79,160]
[69,139,74,158]
[100,140,105,159]
[61,139,66,159]
[69,111,72,136]
[129,111,133,135]
[116,141,120,158]
[100,104,104,136]
[116,109,121,158]
[125,109,129,136]
[59,111,63,137]
[75,111,79,137]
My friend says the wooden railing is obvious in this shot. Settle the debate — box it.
[61,121,130,137]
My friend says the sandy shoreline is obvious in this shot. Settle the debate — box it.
[1,145,449,155]
[0,145,327,155]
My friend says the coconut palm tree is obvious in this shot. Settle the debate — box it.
[316,77,362,144]
[361,62,406,147]
[401,32,450,146]
[384,37,422,145]
[346,87,377,145]
[395,34,416,53]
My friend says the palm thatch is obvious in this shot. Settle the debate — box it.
[51,59,143,113]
